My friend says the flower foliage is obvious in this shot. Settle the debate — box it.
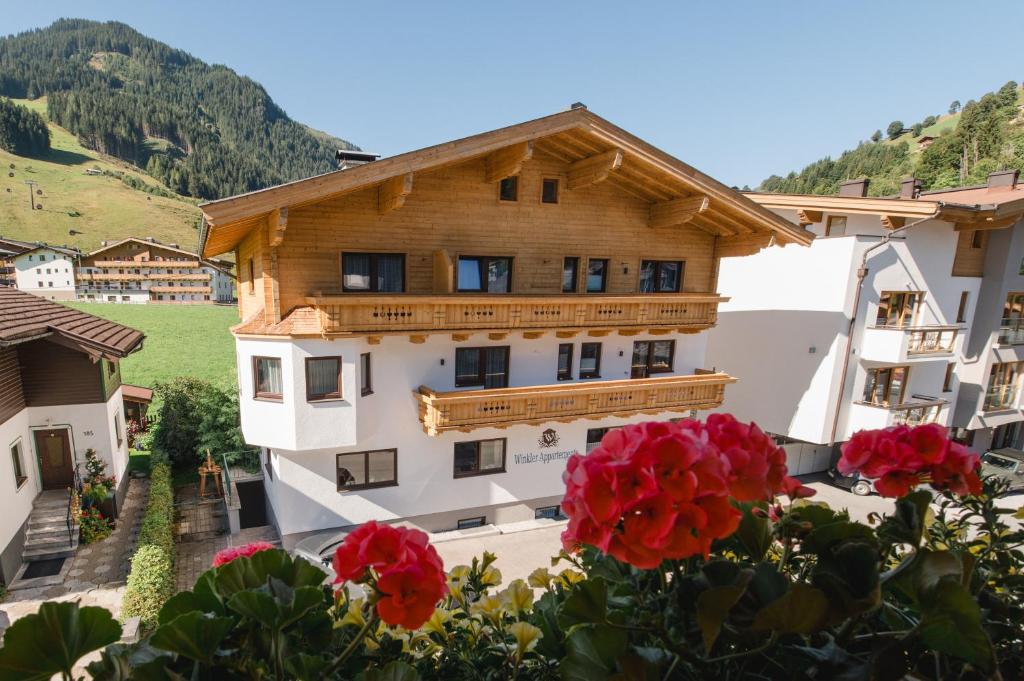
[212,541,276,567]
[838,423,982,497]
[332,521,448,629]
[560,415,813,568]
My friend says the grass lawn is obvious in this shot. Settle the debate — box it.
[65,303,239,390]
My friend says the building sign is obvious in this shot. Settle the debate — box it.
[538,428,560,448]
[512,449,577,465]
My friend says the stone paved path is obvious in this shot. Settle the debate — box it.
[175,524,281,591]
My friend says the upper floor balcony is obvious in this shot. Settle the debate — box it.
[860,325,959,364]
[414,371,734,435]
[848,395,948,433]
[306,293,725,341]
[998,318,1024,346]
[984,384,1019,412]
[91,259,201,268]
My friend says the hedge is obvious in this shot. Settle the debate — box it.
[121,461,175,627]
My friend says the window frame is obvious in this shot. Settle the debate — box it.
[579,342,602,379]
[340,252,407,293]
[454,346,510,388]
[453,437,507,479]
[541,178,559,204]
[971,230,984,249]
[557,343,574,381]
[862,366,910,406]
[534,505,566,520]
[456,255,513,293]
[639,259,684,293]
[336,449,398,492]
[360,352,373,396]
[457,516,487,530]
[825,215,848,237]
[498,176,518,202]
[585,258,609,294]
[876,291,923,328]
[943,363,955,393]
[252,356,284,401]
[631,340,676,378]
[305,356,344,402]
[562,257,580,294]
[10,438,27,490]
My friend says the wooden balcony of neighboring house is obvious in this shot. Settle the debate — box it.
[984,384,1020,413]
[149,285,213,294]
[885,397,948,427]
[305,292,726,342]
[414,371,735,435]
[997,318,1024,346]
[91,259,201,268]
[905,326,959,356]
[861,324,959,363]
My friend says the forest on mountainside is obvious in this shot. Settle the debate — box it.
[759,81,1024,196]
[0,19,358,199]
[0,97,50,156]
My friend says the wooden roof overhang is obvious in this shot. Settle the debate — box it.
[746,192,1024,232]
[199,108,812,259]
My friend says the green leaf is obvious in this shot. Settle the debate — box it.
[878,490,933,547]
[696,584,746,652]
[560,625,628,681]
[747,562,788,609]
[214,548,325,598]
[0,601,121,681]
[86,642,174,681]
[226,589,279,628]
[284,653,331,681]
[360,661,422,681]
[753,583,829,634]
[557,577,608,628]
[915,550,962,594]
[150,611,235,664]
[919,579,994,671]
[733,502,772,561]
[802,521,876,555]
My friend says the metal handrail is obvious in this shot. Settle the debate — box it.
[65,466,83,548]
[220,452,233,507]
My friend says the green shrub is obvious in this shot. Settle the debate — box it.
[120,462,175,627]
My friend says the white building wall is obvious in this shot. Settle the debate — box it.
[0,410,36,580]
[15,249,77,301]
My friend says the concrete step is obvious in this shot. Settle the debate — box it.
[27,518,72,533]
[23,535,78,561]
[25,533,78,550]
[26,526,76,543]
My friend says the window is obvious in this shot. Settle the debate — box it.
[455,347,510,388]
[631,340,674,378]
[562,257,579,293]
[337,449,397,491]
[557,343,574,380]
[986,362,1024,411]
[639,260,683,293]
[457,516,486,530]
[541,178,559,204]
[971,230,983,249]
[586,258,609,293]
[107,360,116,377]
[360,353,373,396]
[457,256,512,293]
[306,356,343,401]
[499,176,518,202]
[876,291,922,328]
[10,439,26,489]
[114,411,123,447]
[824,216,847,236]
[957,291,970,324]
[247,258,255,294]
[943,363,955,392]
[535,506,566,520]
[341,252,405,292]
[453,438,506,478]
[863,366,909,406]
[580,342,602,378]
[253,357,283,400]
[587,427,620,453]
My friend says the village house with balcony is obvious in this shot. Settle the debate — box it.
[706,171,1024,473]
[197,106,811,549]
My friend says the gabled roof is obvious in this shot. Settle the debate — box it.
[87,237,235,277]
[199,107,812,258]
[0,288,145,359]
[121,384,154,402]
[15,244,82,258]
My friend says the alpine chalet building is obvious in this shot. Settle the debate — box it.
[198,107,811,546]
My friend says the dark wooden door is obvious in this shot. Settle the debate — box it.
[34,429,74,490]
[237,481,268,529]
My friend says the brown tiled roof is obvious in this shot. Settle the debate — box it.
[232,307,322,336]
[0,289,145,357]
[121,384,154,402]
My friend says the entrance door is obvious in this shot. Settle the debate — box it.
[34,429,74,490]
[237,481,268,529]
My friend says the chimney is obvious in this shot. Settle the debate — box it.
[335,150,381,170]
[570,102,587,110]
[900,177,923,199]
[987,169,1020,190]
[839,178,870,197]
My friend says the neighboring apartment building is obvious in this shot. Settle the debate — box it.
[0,288,144,587]
[13,244,79,301]
[706,172,1024,473]
[0,237,35,288]
[77,237,234,304]
[198,107,812,549]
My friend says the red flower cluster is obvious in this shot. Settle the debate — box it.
[212,541,276,567]
[332,521,447,629]
[560,415,812,569]
[838,423,981,497]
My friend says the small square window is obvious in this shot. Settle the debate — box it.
[499,176,518,202]
[306,356,343,401]
[253,356,283,400]
[541,178,559,204]
[825,216,847,237]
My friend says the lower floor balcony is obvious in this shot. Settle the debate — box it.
[848,396,948,431]
[984,385,1019,412]
[414,372,735,435]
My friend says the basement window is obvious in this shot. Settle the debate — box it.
[541,178,559,204]
[499,176,518,202]
[457,516,486,530]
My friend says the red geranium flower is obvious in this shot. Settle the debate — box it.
[212,541,276,567]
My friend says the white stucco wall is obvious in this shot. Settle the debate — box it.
[15,249,77,300]
[0,410,36,570]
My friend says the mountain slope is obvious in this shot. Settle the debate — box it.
[0,96,203,253]
[0,19,358,200]
[759,81,1024,196]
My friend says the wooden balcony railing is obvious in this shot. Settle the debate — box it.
[307,293,725,338]
[984,385,1019,412]
[149,285,212,294]
[888,401,945,426]
[414,372,735,435]
[906,326,958,355]
[92,259,201,268]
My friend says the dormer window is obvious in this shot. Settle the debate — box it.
[499,176,518,202]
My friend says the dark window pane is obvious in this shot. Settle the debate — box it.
[499,176,518,201]
[307,357,341,399]
[651,341,674,370]
[360,353,372,395]
[659,261,682,292]
[542,178,559,203]
[557,344,573,379]
[343,254,371,290]
[454,442,478,475]
[338,453,367,488]
[457,516,486,529]
[562,257,579,293]
[580,343,601,377]
[255,358,282,396]
[377,255,404,292]
[479,439,504,470]
[639,260,656,292]
[483,348,509,388]
[535,505,565,520]
[487,258,511,293]
[458,257,482,291]
[455,348,481,385]
[586,259,607,293]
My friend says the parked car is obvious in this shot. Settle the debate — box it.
[827,466,875,496]
[980,448,1024,492]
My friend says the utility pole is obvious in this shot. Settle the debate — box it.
[23,180,36,210]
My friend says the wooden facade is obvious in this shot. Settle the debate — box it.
[16,340,118,407]
[0,347,25,425]
[951,230,989,277]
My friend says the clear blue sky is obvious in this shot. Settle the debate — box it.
[4,1,1024,188]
